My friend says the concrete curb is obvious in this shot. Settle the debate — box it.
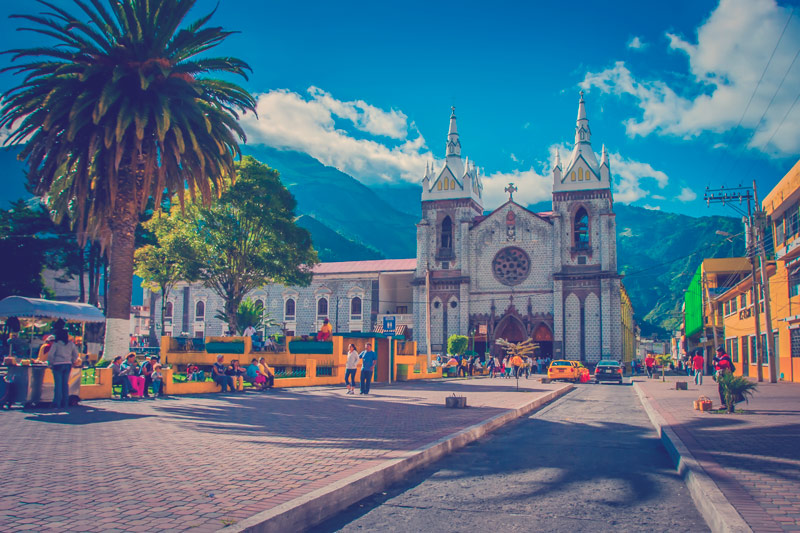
[221,384,574,533]
[632,382,752,533]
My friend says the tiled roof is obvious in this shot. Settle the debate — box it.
[312,258,417,275]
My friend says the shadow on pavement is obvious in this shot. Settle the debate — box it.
[24,405,153,425]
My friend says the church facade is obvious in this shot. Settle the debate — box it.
[152,94,623,362]
[413,94,622,362]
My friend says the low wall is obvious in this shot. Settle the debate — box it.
[79,367,113,400]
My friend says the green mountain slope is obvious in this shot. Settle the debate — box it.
[295,214,383,262]
[242,145,417,259]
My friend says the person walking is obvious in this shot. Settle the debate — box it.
[345,343,359,394]
[48,329,79,409]
[359,343,377,395]
[645,354,655,379]
[714,346,735,408]
[510,354,523,378]
[692,349,705,386]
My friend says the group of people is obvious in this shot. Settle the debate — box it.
[110,353,163,399]
[211,355,275,392]
[488,355,552,379]
[242,326,279,352]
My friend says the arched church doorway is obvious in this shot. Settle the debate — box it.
[492,315,526,358]
[533,323,553,360]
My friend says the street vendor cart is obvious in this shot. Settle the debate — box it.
[0,296,105,408]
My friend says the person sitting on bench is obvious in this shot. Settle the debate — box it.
[317,318,332,342]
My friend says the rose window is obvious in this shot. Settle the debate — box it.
[492,247,530,286]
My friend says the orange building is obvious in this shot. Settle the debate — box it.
[717,159,800,383]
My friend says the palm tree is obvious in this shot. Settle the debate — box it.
[0,0,256,359]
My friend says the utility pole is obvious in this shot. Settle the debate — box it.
[704,185,765,382]
[425,268,432,367]
[753,181,777,383]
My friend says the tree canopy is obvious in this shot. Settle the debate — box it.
[169,156,318,333]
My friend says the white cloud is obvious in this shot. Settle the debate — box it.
[677,187,698,202]
[642,204,662,211]
[482,167,552,210]
[510,153,519,162]
[627,36,646,50]
[523,122,531,129]
[241,88,434,184]
[582,0,800,156]
[651,194,666,200]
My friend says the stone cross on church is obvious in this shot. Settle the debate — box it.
[504,183,517,200]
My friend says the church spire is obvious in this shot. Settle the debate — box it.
[574,90,591,144]
[446,106,461,157]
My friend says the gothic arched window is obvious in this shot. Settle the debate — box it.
[164,302,173,318]
[195,301,205,319]
[350,297,362,319]
[574,208,589,249]
[317,297,328,317]
[285,298,296,320]
[440,216,453,249]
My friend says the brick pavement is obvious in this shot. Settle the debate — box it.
[636,376,800,533]
[0,377,565,532]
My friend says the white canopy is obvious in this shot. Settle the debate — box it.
[0,296,105,323]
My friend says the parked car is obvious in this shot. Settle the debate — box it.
[548,360,580,382]
[594,360,623,384]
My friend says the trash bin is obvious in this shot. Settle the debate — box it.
[397,364,410,381]
[5,365,48,407]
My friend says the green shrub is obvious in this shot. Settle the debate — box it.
[447,335,468,357]
[717,372,758,413]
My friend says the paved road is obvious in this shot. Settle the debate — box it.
[314,382,708,533]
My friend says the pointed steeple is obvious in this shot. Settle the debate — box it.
[575,90,591,144]
[600,144,609,167]
[446,106,461,157]
[554,149,561,169]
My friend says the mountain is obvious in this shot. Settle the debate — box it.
[295,215,383,262]
[0,146,31,207]
[242,145,417,259]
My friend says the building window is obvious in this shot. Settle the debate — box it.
[578,168,583,181]
[749,335,757,365]
[396,305,408,314]
[790,270,800,297]
[787,201,800,240]
[440,216,453,249]
[791,329,800,357]
[437,180,442,191]
[727,338,739,362]
[574,208,589,249]
[317,297,328,317]
[775,216,785,245]
[164,302,173,318]
[740,293,747,307]
[761,333,769,366]
[284,298,296,320]
[571,171,576,181]
[731,297,738,314]
[195,301,204,320]
[350,297,362,320]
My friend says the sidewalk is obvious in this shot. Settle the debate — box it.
[635,375,800,533]
[0,377,569,533]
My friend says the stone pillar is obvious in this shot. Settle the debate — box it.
[553,280,564,359]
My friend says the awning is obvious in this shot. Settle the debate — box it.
[0,296,105,323]
[372,324,407,336]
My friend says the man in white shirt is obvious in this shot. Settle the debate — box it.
[243,325,256,337]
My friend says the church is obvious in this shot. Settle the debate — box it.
[154,94,623,363]
[413,93,622,362]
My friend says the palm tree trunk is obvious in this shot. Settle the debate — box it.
[102,174,139,361]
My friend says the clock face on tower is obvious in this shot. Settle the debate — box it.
[492,247,531,286]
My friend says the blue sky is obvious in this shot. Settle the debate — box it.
[1,0,799,215]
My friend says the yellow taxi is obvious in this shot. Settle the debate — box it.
[548,360,580,382]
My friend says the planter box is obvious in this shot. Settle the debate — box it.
[288,341,333,354]
[205,341,245,354]
[676,381,688,390]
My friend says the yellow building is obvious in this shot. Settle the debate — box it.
[759,158,800,382]
[620,284,636,370]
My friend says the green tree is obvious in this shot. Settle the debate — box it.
[134,206,199,336]
[447,334,469,357]
[0,0,255,359]
[180,156,318,334]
